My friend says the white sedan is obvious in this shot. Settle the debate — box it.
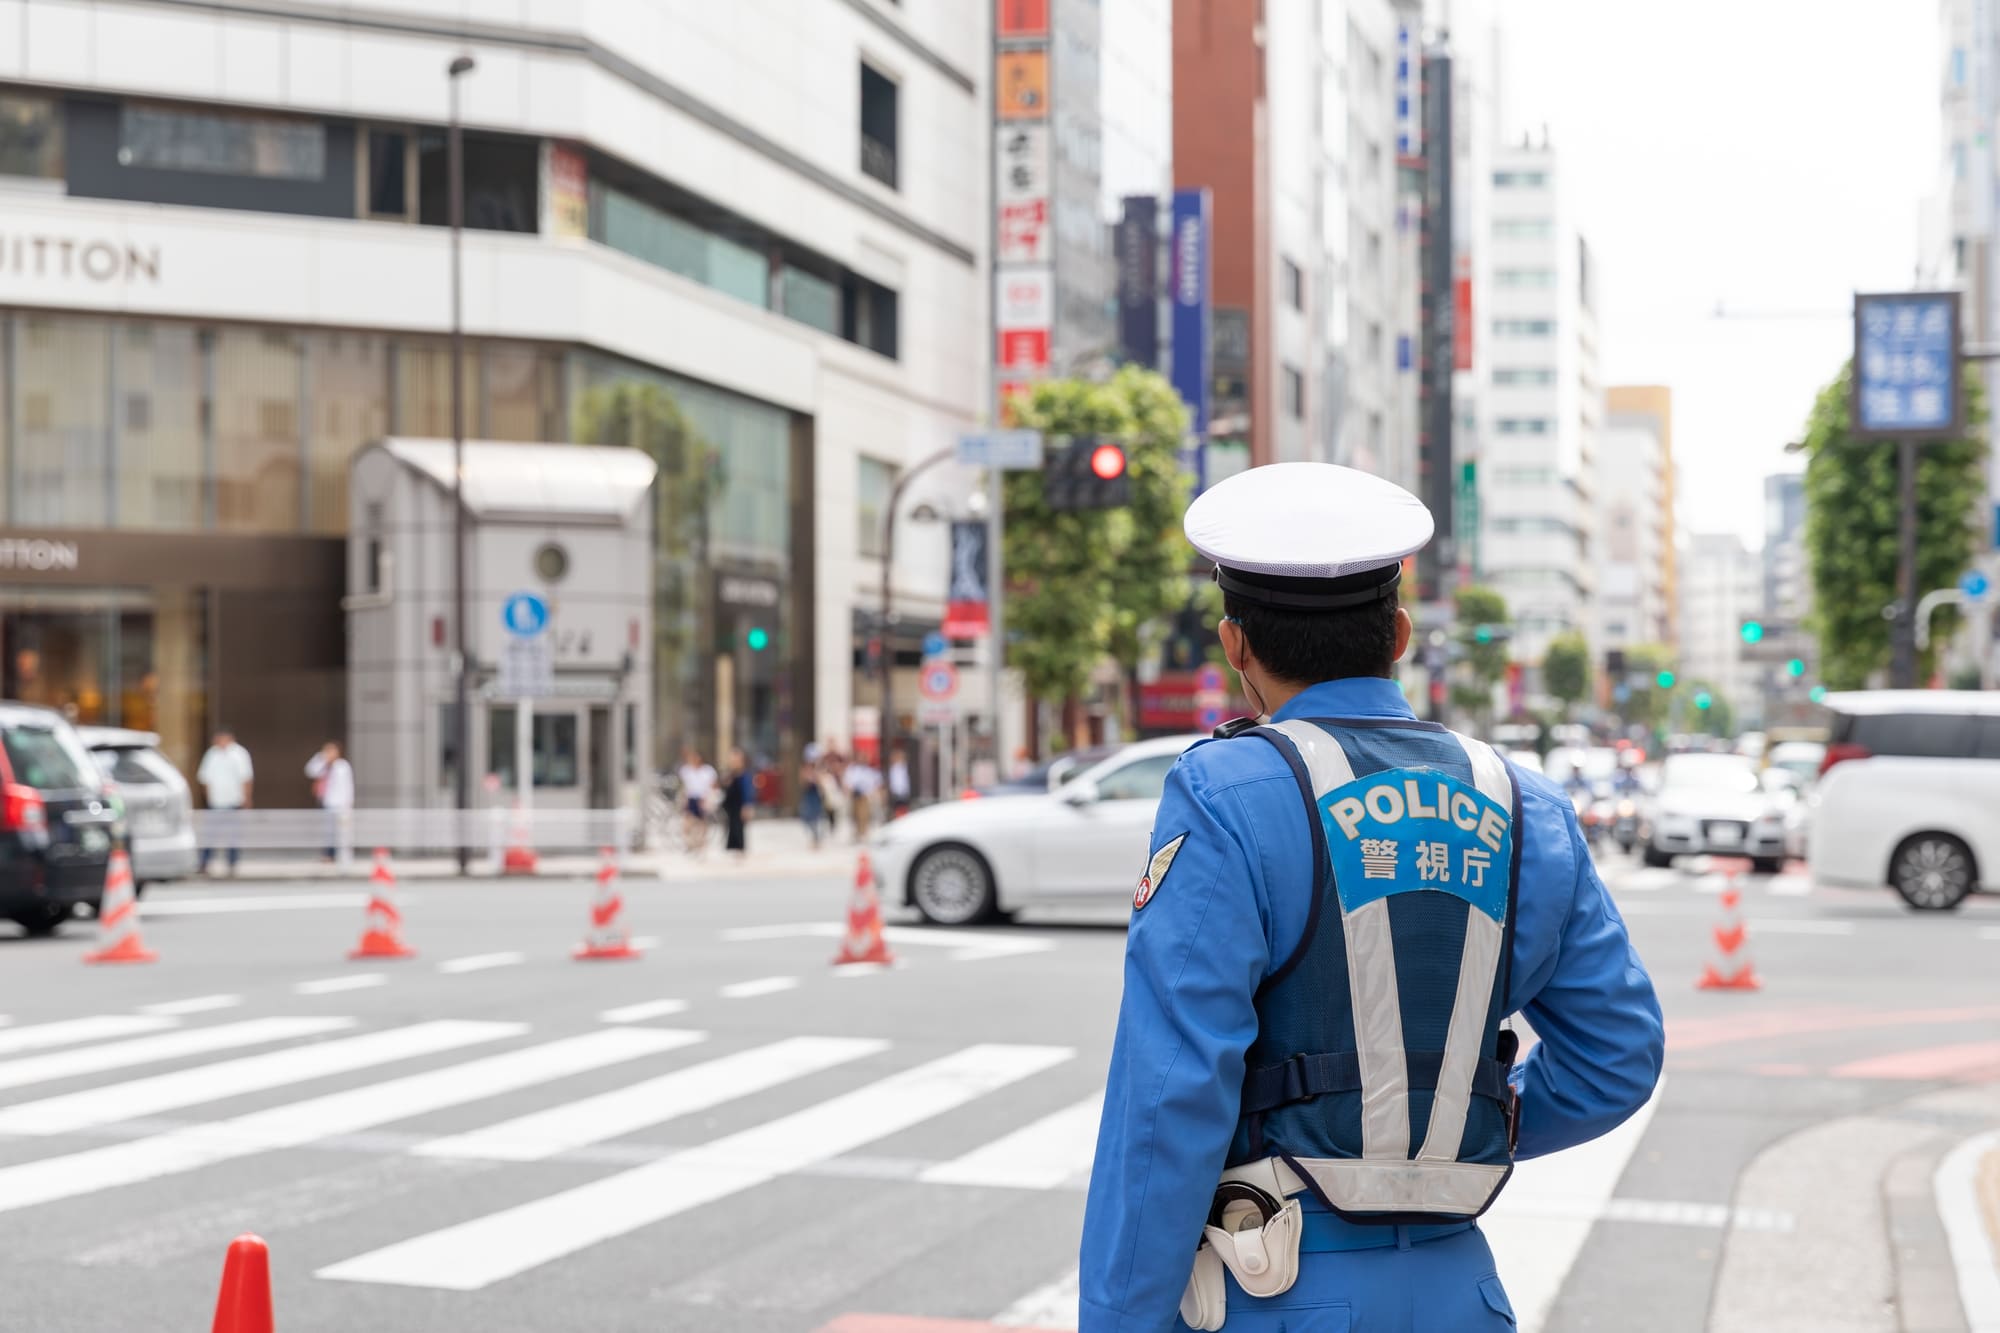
[870,734,1204,925]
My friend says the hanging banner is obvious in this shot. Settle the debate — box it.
[1116,195,1160,369]
[996,51,1050,120]
[1170,188,1213,451]
[944,521,992,638]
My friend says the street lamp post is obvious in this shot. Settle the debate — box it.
[876,446,956,773]
[448,54,475,874]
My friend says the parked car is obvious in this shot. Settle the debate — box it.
[1637,752,1790,872]
[872,735,1203,924]
[76,727,197,894]
[1808,690,2000,910]
[974,745,1118,798]
[1764,740,1827,787]
[0,703,119,936]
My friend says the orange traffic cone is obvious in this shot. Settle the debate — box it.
[502,800,539,875]
[348,848,416,960]
[209,1233,273,1333]
[1696,861,1760,991]
[575,847,640,961]
[84,850,156,965]
[833,852,895,966]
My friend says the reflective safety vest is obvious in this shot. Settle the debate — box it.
[1225,717,1523,1225]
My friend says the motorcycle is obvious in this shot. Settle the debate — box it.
[1610,797,1640,854]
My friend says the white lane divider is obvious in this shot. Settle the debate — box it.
[919,1093,1104,1191]
[417,1035,877,1163]
[139,995,243,1017]
[598,999,689,1024]
[994,1266,1080,1329]
[0,1027,678,1216]
[295,974,387,996]
[437,952,525,975]
[0,1015,176,1056]
[0,1020,524,1137]
[315,1042,1075,1291]
[719,922,1057,963]
[1744,918,1854,937]
[719,976,799,1000]
[0,1017,353,1093]
[139,893,389,916]
[1978,926,2000,942]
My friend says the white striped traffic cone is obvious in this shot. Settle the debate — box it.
[84,849,156,964]
[574,847,640,960]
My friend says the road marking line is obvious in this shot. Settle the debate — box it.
[919,1094,1103,1190]
[1831,1041,2000,1081]
[599,998,688,1024]
[295,974,387,995]
[1766,875,1813,897]
[1744,918,1854,936]
[0,1020,523,1137]
[629,935,661,951]
[1670,1005,2000,1052]
[316,1042,1075,1291]
[720,976,799,999]
[1934,1129,2000,1331]
[139,995,243,1017]
[417,1035,877,1162]
[139,893,388,916]
[1979,926,2000,942]
[1614,869,1679,892]
[993,1266,1080,1328]
[437,951,525,975]
[1493,1195,1793,1232]
[719,922,1056,962]
[0,1028,677,1216]
[0,1015,175,1057]
[0,1017,353,1093]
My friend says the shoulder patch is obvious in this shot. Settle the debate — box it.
[1134,834,1188,910]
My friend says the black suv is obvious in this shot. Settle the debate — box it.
[0,703,119,936]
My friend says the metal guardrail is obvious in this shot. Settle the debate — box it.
[191,807,633,856]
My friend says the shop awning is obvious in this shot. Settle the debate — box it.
[378,439,657,524]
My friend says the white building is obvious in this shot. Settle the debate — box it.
[1478,138,1600,665]
[1598,386,1675,651]
[0,0,989,797]
[1680,532,1763,728]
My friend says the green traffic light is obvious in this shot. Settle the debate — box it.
[1695,691,1713,710]
[1809,685,1827,703]
[1473,625,1494,645]
[746,627,770,652]
[1740,620,1764,644]
[1787,658,1805,677]
[1656,670,1676,690]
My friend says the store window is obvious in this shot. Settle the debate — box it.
[860,65,899,189]
[595,184,768,308]
[210,328,303,532]
[116,322,206,530]
[307,332,391,534]
[392,340,479,439]
[11,314,111,527]
[486,706,580,787]
[119,104,325,180]
[0,94,63,179]
[416,130,538,233]
[484,345,564,442]
[857,457,896,557]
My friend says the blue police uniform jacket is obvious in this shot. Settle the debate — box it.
[1079,677,1665,1331]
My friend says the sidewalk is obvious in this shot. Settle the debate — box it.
[1939,1127,2000,1333]
[203,817,868,884]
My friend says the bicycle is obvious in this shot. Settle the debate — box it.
[641,773,720,856]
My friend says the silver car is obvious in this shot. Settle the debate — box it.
[77,728,197,892]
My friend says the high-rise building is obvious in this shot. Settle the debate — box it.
[1680,532,1763,728]
[1477,138,1599,665]
[1601,386,1677,650]
[1171,0,1417,485]
[0,0,987,796]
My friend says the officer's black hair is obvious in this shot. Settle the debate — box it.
[1222,590,1401,685]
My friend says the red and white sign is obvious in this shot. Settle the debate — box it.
[997,0,1050,38]
[998,268,1053,329]
[997,328,1051,374]
[1000,199,1051,265]
[1453,253,1474,372]
[919,661,961,701]
[997,125,1051,202]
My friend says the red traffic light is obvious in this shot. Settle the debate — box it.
[1090,443,1127,481]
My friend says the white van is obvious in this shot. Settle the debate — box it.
[1808,690,2000,910]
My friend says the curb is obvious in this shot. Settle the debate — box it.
[1937,1129,2000,1333]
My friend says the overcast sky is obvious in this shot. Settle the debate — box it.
[1493,1,1938,547]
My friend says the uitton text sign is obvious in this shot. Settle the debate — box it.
[0,538,80,572]
[0,234,160,283]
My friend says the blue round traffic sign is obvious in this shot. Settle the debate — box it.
[1961,570,1991,601]
[1196,663,1226,693]
[922,631,948,659]
[502,591,549,637]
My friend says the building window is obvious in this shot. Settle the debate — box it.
[1493,218,1555,241]
[1492,319,1556,338]
[118,104,325,180]
[416,130,538,233]
[1495,417,1553,435]
[1493,170,1549,188]
[1282,258,1305,311]
[843,273,900,359]
[857,456,897,557]
[362,129,411,219]
[1494,267,1556,288]
[0,94,63,179]
[1493,367,1557,386]
[1367,228,1383,270]
[1368,321,1383,365]
[860,64,899,189]
[1283,364,1306,419]
[595,183,769,307]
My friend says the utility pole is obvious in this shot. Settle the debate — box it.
[447,53,476,874]
[1891,437,1920,688]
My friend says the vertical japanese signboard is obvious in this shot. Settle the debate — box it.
[1115,195,1160,369]
[944,520,992,637]
[1852,292,1962,439]
[1171,188,1213,486]
[995,11,1053,416]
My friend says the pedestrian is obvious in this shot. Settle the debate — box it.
[820,748,849,841]
[720,746,753,858]
[887,744,913,819]
[676,746,717,856]
[843,754,882,841]
[304,739,354,868]
[195,727,254,877]
[1080,463,1664,1331]
[799,751,826,849]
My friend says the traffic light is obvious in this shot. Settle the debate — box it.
[1739,620,1765,645]
[1474,625,1494,644]
[1695,691,1713,710]
[1045,438,1131,511]
[1606,648,1627,678]
[746,626,770,652]
[1463,623,1510,645]
[1656,670,1676,690]
[1809,685,1828,704]
[1787,657,1806,677]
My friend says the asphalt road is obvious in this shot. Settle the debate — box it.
[0,848,1996,1332]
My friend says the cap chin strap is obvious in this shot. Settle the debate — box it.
[1213,563,1402,611]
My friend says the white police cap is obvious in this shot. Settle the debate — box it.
[1184,462,1434,611]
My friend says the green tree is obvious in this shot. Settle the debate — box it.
[1619,642,1677,733]
[1542,631,1591,718]
[1684,680,1736,738]
[1802,363,1988,688]
[1450,585,1511,726]
[1002,368,1195,718]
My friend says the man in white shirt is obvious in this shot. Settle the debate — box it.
[844,759,883,841]
[677,747,719,856]
[196,728,254,876]
[306,740,355,868]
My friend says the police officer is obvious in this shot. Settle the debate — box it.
[1080,463,1664,1331]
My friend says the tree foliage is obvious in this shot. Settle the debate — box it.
[1801,363,1988,689]
[1617,642,1677,732]
[1002,368,1195,705]
[1684,679,1736,738]
[1453,585,1512,690]
[1542,631,1591,715]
